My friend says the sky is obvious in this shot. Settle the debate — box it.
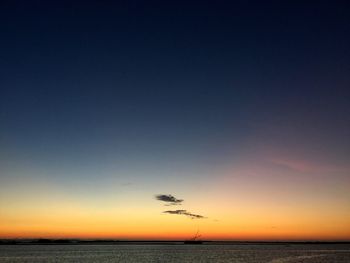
[0,0,350,241]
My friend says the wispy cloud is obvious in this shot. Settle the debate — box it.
[155,194,207,219]
[163,209,206,219]
[268,158,350,174]
[155,194,183,205]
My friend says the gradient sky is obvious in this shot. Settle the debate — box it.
[1,0,350,241]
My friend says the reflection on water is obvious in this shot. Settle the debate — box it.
[0,244,349,262]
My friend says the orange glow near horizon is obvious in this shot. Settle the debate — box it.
[1,154,349,241]
[2,224,350,241]
[1,196,349,241]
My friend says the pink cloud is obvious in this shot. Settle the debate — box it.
[269,158,349,174]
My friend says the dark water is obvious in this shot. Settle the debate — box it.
[0,244,349,262]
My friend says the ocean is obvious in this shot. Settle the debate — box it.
[0,244,349,262]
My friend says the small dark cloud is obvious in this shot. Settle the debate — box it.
[155,194,183,205]
[163,209,206,219]
[155,194,206,219]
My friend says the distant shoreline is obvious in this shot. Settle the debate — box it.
[1,239,350,245]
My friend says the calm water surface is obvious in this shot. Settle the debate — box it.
[0,244,349,262]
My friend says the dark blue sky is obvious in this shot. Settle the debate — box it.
[1,0,350,172]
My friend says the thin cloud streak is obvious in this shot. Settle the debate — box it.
[269,158,350,174]
[163,209,206,219]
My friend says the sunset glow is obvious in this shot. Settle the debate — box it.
[1,1,349,243]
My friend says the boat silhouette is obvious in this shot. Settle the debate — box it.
[184,230,203,244]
